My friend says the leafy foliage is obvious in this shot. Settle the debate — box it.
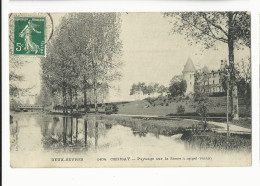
[164,12,250,49]
[130,82,167,96]
[168,80,187,97]
[41,13,122,113]
[193,90,212,130]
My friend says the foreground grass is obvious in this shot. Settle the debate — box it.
[229,118,252,129]
[182,130,251,152]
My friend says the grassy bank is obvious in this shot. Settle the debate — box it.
[117,96,251,118]
[102,115,217,135]
[182,130,251,152]
[229,118,252,129]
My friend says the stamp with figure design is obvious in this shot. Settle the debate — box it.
[14,17,45,56]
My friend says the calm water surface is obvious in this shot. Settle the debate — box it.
[10,113,187,154]
[10,113,251,167]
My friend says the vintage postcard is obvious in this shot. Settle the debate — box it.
[9,12,251,168]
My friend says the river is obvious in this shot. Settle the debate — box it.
[10,113,251,167]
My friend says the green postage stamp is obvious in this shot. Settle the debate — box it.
[14,17,45,56]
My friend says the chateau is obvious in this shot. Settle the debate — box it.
[181,57,226,95]
[130,57,227,101]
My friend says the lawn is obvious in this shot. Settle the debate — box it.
[117,96,251,118]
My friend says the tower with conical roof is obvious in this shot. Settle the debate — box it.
[182,57,196,94]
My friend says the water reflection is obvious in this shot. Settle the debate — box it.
[10,121,19,151]
[11,114,181,154]
[10,113,250,155]
[38,116,109,152]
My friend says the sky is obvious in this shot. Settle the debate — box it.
[12,12,250,103]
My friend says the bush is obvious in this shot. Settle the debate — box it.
[105,104,119,115]
[177,105,185,114]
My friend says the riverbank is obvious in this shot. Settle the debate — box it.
[102,114,219,135]
[10,112,251,167]
[11,110,251,132]
[11,112,251,152]
[101,114,251,151]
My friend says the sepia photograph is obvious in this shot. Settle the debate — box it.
[9,12,251,167]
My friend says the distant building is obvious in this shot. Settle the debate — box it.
[182,57,196,94]
[181,57,227,95]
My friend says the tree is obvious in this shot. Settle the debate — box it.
[83,13,122,114]
[164,12,250,120]
[97,82,109,105]
[130,82,146,95]
[130,83,138,95]
[9,49,33,110]
[170,75,183,85]
[35,84,60,108]
[146,85,154,96]
[168,80,187,97]
[137,82,146,94]
[153,83,159,95]
[237,58,251,100]
[221,58,251,116]
[157,85,167,96]
[193,91,211,131]
[41,13,122,114]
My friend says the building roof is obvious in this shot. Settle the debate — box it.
[182,57,196,73]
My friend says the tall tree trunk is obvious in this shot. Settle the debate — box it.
[228,13,239,120]
[62,86,66,114]
[83,75,88,113]
[94,81,98,114]
[232,85,239,120]
[70,117,73,143]
[92,47,98,115]
[95,121,98,147]
[75,118,78,143]
[65,90,68,114]
[84,119,87,147]
[75,88,78,114]
[69,88,73,114]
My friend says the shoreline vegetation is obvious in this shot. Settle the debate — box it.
[11,109,251,152]
[12,93,251,131]
[32,94,251,130]
[102,115,251,152]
